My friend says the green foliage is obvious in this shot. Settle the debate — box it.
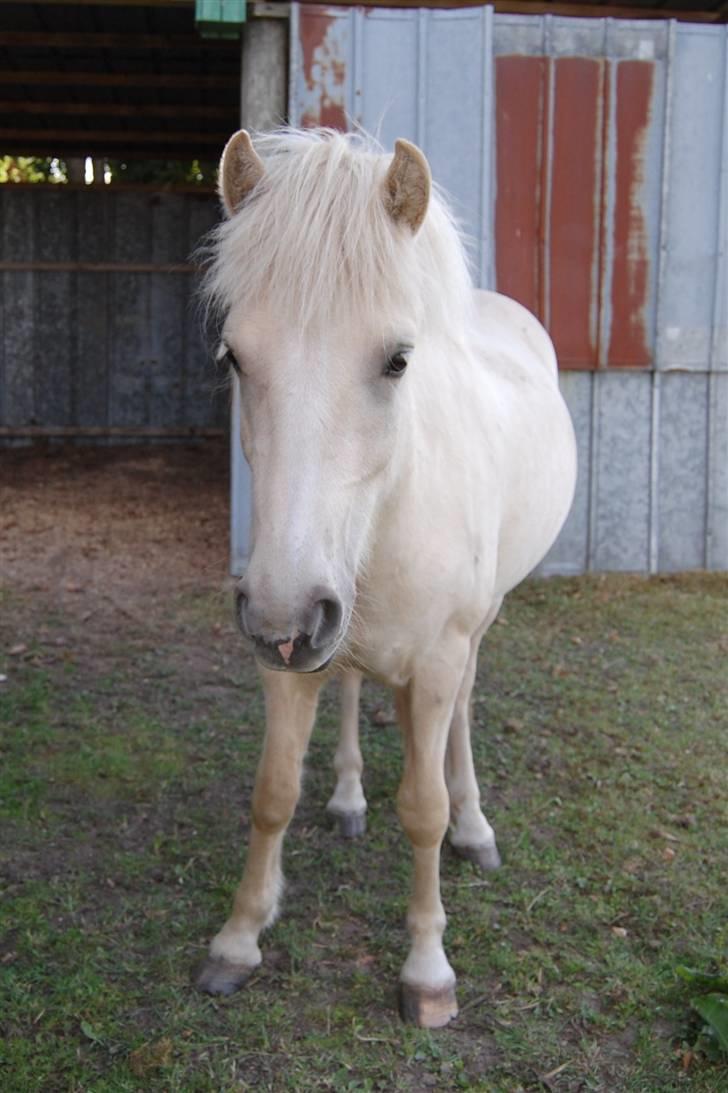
[0,156,65,183]
[0,156,216,185]
[676,967,728,1056]
[105,158,216,184]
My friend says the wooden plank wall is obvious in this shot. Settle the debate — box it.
[0,186,223,438]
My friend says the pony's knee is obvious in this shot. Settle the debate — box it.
[252,776,300,834]
[397,778,449,848]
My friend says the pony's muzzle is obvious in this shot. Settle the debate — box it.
[235,585,343,672]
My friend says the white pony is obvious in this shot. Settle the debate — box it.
[195,128,577,1028]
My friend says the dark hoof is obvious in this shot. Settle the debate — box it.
[451,841,502,871]
[192,955,255,996]
[399,981,458,1028]
[328,809,367,838]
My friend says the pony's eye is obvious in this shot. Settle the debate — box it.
[384,349,410,377]
[218,346,240,374]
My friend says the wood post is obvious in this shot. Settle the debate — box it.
[239,17,288,133]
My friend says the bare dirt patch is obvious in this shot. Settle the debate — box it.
[0,441,231,610]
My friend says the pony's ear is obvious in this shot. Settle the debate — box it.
[383,138,431,234]
[219,129,265,217]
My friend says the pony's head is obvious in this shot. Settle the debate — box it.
[204,127,472,672]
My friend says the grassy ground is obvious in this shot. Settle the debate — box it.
[1,568,726,1091]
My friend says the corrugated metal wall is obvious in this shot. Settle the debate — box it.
[493,17,728,574]
[257,3,727,576]
[0,186,222,439]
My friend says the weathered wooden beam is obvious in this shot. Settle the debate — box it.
[0,127,229,145]
[0,426,225,438]
[0,31,238,50]
[1,141,220,158]
[2,0,194,7]
[0,70,238,89]
[0,261,198,273]
[3,182,215,192]
[1,101,235,120]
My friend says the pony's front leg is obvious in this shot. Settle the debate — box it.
[446,616,501,871]
[395,642,470,1029]
[326,669,366,837]
[195,668,321,996]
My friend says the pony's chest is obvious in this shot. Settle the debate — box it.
[347,549,492,684]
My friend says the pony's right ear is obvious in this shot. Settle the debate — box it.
[219,130,265,217]
[383,138,431,234]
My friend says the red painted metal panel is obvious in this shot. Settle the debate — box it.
[549,57,603,370]
[607,60,653,367]
[298,5,348,132]
[496,53,655,371]
[494,55,546,322]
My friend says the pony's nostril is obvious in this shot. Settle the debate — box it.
[235,588,250,636]
[310,595,343,649]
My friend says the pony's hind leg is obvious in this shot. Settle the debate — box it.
[194,669,321,996]
[326,670,367,837]
[445,605,502,872]
[395,640,471,1029]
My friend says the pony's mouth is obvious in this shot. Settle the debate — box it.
[250,636,336,674]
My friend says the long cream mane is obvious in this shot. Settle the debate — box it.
[201,127,474,336]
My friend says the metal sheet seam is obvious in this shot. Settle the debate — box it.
[416,8,428,153]
[288,0,300,126]
[706,31,728,566]
[706,373,718,567]
[648,369,661,573]
[649,21,674,569]
[586,371,599,571]
[703,33,725,563]
[351,7,364,124]
[598,21,618,369]
[655,20,675,373]
[479,5,495,289]
[709,26,728,373]
[541,15,555,334]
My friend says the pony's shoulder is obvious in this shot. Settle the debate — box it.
[472,290,558,377]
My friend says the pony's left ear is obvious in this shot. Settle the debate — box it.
[383,138,431,234]
[219,129,265,217]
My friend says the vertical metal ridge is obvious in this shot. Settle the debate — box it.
[287,1,300,123]
[594,18,610,370]
[654,19,676,373]
[586,371,600,571]
[647,19,675,571]
[648,369,661,573]
[479,5,495,290]
[709,24,728,373]
[416,8,428,153]
[705,27,728,569]
[598,19,617,370]
[540,15,555,331]
[351,6,365,128]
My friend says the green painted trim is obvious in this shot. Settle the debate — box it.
[195,0,246,39]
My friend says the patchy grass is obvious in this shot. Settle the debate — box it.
[1,574,727,1091]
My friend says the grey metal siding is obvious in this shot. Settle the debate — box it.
[0,186,222,438]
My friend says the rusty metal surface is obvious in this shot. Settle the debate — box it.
[289,1,495,285]
[493,20,670,371]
